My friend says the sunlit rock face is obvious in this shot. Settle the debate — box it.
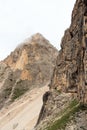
[0,33,58,109]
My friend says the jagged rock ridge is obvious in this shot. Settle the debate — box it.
[35,0,87,130]
[0,33,58,109]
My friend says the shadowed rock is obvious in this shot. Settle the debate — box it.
[35,0,87,129]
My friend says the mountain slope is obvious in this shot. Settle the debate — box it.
[0,33,58,109]
[0,85,49,130]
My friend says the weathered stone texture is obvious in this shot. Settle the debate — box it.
[36,0,87,129]
[50,0,87,104]
[0,33,58,109]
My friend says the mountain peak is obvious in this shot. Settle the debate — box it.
[16,33,51,50]
[0,33,58,109]
[31,33,45,39]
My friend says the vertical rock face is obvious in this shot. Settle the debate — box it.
[35,0,87,129]
[50,0,87,104]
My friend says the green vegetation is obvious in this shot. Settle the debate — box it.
[68,99,78,109]
[4,87,12,97]
[12,87,28,101]
[47,99,79,130]
[54,89,62,94]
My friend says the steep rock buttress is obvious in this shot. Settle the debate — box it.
[50,0,87,105]
[36,0,87,130]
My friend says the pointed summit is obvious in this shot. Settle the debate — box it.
[0,33,58,109]
[31,33,46,40]
[4,33,57,70]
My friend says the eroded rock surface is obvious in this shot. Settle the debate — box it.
[0,33,58,109]
[65,110,87,130]
[50,0,87,102]
[36,0,87,129]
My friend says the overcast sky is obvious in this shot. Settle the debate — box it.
[0,0,76,60]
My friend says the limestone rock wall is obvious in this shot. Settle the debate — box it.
[35,1,87,129]
[50,0,87,105]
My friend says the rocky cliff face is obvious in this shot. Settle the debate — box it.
[50,0,87,104]
[36,0,87,130]
[0,33,58,109]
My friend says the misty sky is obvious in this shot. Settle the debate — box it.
[0,0,76,60]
